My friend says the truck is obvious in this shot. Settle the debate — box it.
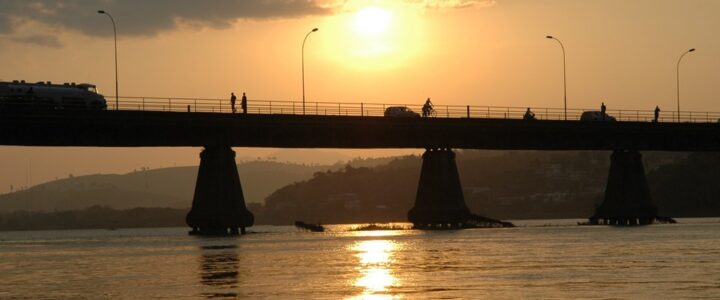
[0,80,107,111]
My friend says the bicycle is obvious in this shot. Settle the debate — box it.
[423,107,437,118]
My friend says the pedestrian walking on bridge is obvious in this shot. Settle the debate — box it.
[241,92,247,114]
[230,92,237,113]
[654,106,661,123]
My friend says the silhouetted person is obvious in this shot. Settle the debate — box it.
[422,98,433,117]
[601,102,606,120]
[654,106,661,123]
[230,92,237,113]
[523,107,536,120]
[241,92,247,114]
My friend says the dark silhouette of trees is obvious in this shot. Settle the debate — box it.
[0,206,185,231]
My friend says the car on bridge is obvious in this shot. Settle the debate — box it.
[580,111,616,122]
[384,106,420,117]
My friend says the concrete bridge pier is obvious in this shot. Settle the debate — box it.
[186,146,254,235]
[589,150,659,225]
[408,148,472,229]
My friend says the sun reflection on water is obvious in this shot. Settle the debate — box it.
[349,239,401,299]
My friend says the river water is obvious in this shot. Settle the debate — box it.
[1,219,719,299]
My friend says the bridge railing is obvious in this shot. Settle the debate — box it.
[5,95,720,123]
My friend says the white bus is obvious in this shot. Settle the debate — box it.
[0,80,107,110]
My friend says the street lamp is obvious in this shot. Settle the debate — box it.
[676,48,695,122]
[302,27,318,115]
[546,35,567,120]
[98,10,119,110]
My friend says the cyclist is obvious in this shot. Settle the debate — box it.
[422,98,433,117]
[523,108,536,120]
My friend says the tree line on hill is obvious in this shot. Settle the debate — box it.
[253,150,696,224]
[0,206,186,231]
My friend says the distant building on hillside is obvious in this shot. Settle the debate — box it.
[327,193,361,209]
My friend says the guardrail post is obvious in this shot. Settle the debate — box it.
[142,97,145,111]
[338,103,341,115]
[293,102,296,114]
[194,99,197,112]
[466,105,470,118]
[361,102,364,116]
[269,101,272,114]
[169,98,171,111]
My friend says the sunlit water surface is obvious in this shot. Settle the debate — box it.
[1,219,720,299]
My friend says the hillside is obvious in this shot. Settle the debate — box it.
[0,161,331,212]
[255,150,688,224]
[0,156,401,213]
[649,152,720,217]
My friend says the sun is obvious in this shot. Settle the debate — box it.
[354,6,392,35]
[319,3,425,71]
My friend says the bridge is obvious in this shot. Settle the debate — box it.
[2,96,720,234]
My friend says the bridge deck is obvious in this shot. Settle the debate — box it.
[1,110,719,151]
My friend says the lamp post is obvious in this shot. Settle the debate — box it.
[676,48,695,122]
[546,35,567,120]
[98,10,119,110]
[302,28,318,115]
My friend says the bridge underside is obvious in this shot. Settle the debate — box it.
[3,111,720,151]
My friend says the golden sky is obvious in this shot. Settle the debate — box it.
[1,0,719,192]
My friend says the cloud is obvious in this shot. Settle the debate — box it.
[0,0,494,44]
[0,14,12,34]
[405,0,497,10]
[10,34,62,48]
[0,0,332,38]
